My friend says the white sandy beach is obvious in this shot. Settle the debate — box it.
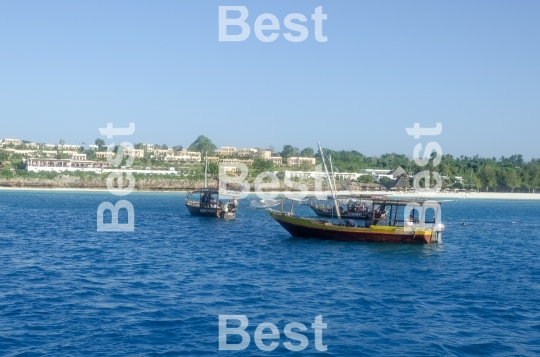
[1,186,540,200]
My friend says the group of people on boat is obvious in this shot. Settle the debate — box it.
[199,192,239,218]
[315,202,369,215]
[217,199,238,218]
[200,192,217,208]
[347,202,367,213]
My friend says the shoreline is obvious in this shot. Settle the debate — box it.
[1,186,540,200]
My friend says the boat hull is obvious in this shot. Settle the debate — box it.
[270,211,433,244]
[186,203,236,219]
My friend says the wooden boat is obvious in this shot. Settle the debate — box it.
[270,196,444,244]
[268,142,445,244]
[185,187,238,219]
[185,152,239,219]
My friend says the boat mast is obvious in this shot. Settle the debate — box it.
[317,142,342,225]
[328,154,338,197]
[204,151,208,188]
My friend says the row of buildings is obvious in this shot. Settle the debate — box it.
[1,139,316,167]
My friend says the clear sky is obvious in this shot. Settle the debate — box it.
[1,1,539,159]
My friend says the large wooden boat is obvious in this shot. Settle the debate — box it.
[268,142,445,244]
[270,196,444,244]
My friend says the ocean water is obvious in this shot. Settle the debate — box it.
[1,190,539,356]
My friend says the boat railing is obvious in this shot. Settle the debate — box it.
[186,200,200,207]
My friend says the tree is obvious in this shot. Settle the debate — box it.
[173,145,183,151]
[162,144,168,150]
[281,145,299,159]
[0,149,9,163]
[478,165,496,192]
[59,139,65,145]
[95,138,105,150]
[188,135,217,154]
[504,169,521,192]
[300,147,315,157]
[299,161,315,171]
[208,162,219,176]
[154,144,162,150]
[134,143,144,150]
[379,177,393,189]
[252,158,274,171]
[358,175,375,183]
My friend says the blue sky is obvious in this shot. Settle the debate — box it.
[1,1,539,159]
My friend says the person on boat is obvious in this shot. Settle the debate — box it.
[345,219,357,227]
[201,192,207,207]
[210,197,216,208]
[359,203,365,212]
[230,199,238,212]
[221,201,229,218]
[365,212,372,228]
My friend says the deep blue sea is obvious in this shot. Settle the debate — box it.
[1,190,539,356]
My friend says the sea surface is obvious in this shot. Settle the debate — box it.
[1,190,539,356]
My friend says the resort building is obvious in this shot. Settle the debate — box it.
[358,167,410,183]
[123,149,144,158]
[286,157,316,167]
[14,150,38,157]
[173,150,202,162]
[58,144,82,151]
[257,150,272,160]
[216,147,236,156]
[270,157,283,167]
[26,158,109,173]
[154,149,174,157]
[220,158,253,166]
[70,153,87,161]
[238,148,258,157]
[142,144,155,152]
[95,151,114,159]
[43,144,57,149]
[42,151,58,158]
[1,138,21,146]
[88,144,99,150]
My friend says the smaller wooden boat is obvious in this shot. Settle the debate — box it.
[185,188,238,219]
[184,153,239,219]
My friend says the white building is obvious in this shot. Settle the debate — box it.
[238,148,258,157]
[26,158,109,173]
[286,157,316,167]
[1,138,21,146]
[58,144,82,151]
[219,147,236,156]
[173,150,202,162]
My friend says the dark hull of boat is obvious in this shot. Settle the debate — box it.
[270,211,433,244]
[309,205,368,220]
[186,204,236,219]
